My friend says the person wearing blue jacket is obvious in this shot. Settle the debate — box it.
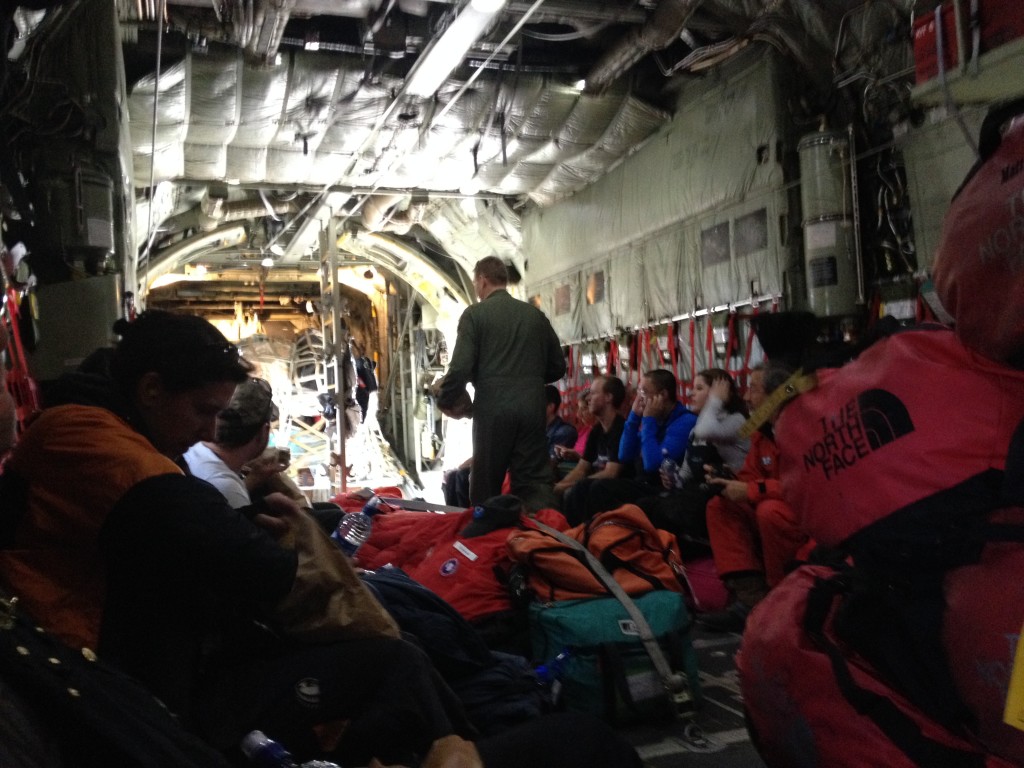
[618,368,696,482]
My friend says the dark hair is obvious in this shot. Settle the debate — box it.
[544,384,562,408]
[474,256,509,286]
[642,369,677,400]
[762,361,794,396]
[216,420,264,447]
[696,367,747,415]
[597,375,626,408]
[110,310,253,396]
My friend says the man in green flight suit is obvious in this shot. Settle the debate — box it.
[438,256,566,511]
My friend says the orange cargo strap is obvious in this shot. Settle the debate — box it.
[607,338,618,376]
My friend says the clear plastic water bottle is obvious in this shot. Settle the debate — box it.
[240,731,341,768]
[660,448,680,490]
[535,648,571,706]
[331,495,380,558]
[240,730,298,767]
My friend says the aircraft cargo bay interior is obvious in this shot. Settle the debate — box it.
[1,0,1023,766]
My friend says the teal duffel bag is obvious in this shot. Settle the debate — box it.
[529,590,701,725]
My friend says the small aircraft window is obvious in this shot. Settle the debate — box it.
[555,284,571,315]
[586,270,605,305]
[700,222,731,267]
[735,208,769,257]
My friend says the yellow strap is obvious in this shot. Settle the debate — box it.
[738,368,818,439]
[1005,626,1024,731]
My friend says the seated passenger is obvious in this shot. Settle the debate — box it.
[570,369,695,523]
[443,458,474,508]
[543,384,577,462]
[0,310,475,767]
[698,363,807,632]
[553,375,629,525]
[183,376,290,508]
[554,389,594,465]
[639,368,749,551]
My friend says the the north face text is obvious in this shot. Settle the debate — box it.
[802,389,914,480]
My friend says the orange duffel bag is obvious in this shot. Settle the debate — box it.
[507,504,691,603]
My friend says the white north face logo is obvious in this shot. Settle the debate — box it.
[618,619,640,636]
[295,677,321,707]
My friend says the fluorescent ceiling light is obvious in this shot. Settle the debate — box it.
[261,256,275,267]
[405,0,508,98]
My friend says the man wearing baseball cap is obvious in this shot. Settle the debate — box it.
[184,377,287,508]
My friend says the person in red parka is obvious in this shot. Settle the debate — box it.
[699,363,809,632]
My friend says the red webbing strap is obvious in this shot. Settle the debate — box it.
[630,332,641,388]
[575,345,585,398]
[724,311,738,376]
[561,344,575,420]
[705,314,715,369]
[742,306,759,373]
[3,286,41,430]
[688,318,696,389]
[668,321,680,399]
[916,292,939,324]
[643,328,654,372]
[625,334,633,387]
[865,289,882,333]
[607,339,618,376]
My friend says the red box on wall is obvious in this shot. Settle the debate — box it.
[913,2,961,83]
[914,0,1024,85]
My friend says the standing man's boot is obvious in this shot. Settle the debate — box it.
[697,572,770,633]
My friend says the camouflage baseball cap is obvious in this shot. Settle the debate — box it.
[216,377,279,443]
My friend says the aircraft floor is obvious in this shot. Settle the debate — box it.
[619,627,767,768]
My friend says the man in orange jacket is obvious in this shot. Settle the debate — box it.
[700,363,809,632]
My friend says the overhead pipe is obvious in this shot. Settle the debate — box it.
[506,0,646,27]
[144,222,248,290]
[361,193,411,232]
[202,198,299,229]
[584,0,705,93]
[361,194,429,235]
[166,0,378,17]
[157,192,300,237]
[197,188,299,230]
[246,0,299,61]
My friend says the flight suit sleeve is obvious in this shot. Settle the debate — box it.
[438,308,478,409]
